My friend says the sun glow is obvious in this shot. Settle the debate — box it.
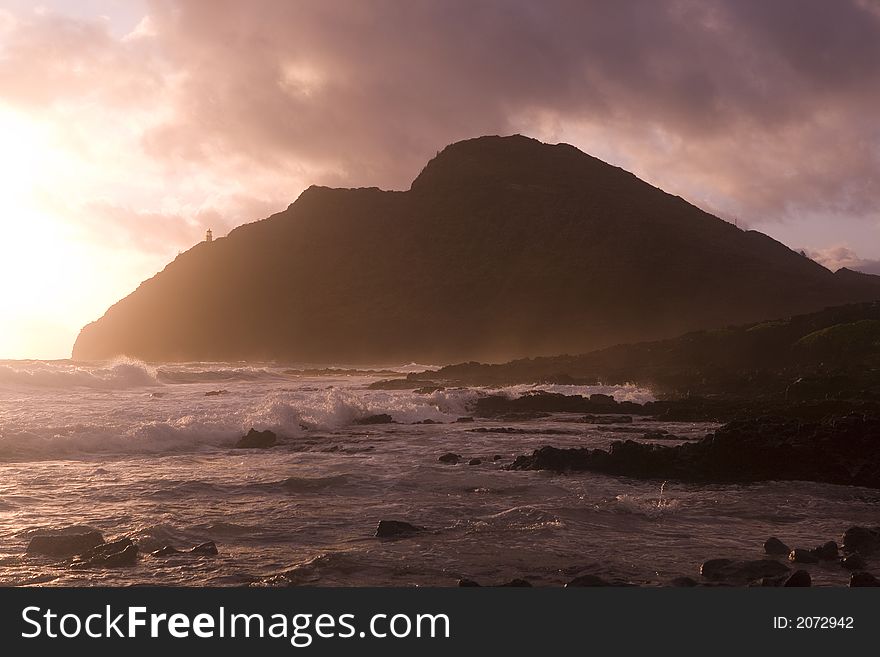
[0,109,105,359]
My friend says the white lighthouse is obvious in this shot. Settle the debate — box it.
[206,228,213,243]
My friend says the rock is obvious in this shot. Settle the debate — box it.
[840,554,866,571]
[455,417,474,423]
[74,538,138,568]
[764,537,791,555]
[784,570,812,587]
[468,458,482,466]
[26,528,104,558]
[669,576,699,587]
[355,414,394,425]
[789,549,819,564]
[414,419,441,424]
[151,541,218,558]
[235,428,277,448]
[566,574,612,587]
[438,452,461,464]
[589,393,615,405]
[458,578,481,587]
[151,545,182,557]
[493,454,503,461]
[508,415,880,488]
[842,526,880,554]
[849,571,880,587]
[375,520,425,539]
[190,541,218,556]
[700,558,790,583]
[812,541,839,560]
[204,390,227,396]
[498,578,532,587]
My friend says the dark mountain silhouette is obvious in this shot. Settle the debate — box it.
[72,135,880,363]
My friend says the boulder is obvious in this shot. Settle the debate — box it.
[849,571,880,587]
[204,390,227,396]
[498,578,532,587]
[468,458,482,466]
[375,520,425,539]
[458,578,481,587]
[763,537,790,556]
[73,538,138,568]
[438,452,461,464]
[812,541,839,560]
[355,414,394,425]
[840,554,866,571]
[669,576,699,587]
[26,528,104,558]
[152,541,218,557]
[789,549,819,564]
[190,541,218,556]
[700,558,789,583]
[566,574,612,587]
[784,570,812,587]
[235,428,277,449]
[842,526,880,554]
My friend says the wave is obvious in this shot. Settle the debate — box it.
[0,358,159,389]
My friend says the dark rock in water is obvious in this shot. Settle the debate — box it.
[190,541,218,556]
[414,419,441,424]
[700,558,790,583]
[375,520,425,539]
[235,428,277,449]
[784,570,812,587]
[840,554,866,571]
[74,538,138,568]
[566,574,612,587]
[151,545,181,557]
[26,528,104,558]
[151,541,218,558]
[842,526,880,554]
[580,414,633,424]
[590,393,615,404]
[640,430,680,441]
[670,576,699,587]
[498,578,532,587]
[204,390,227,396]
[764,537,791,555]
[438,452,461,464]
[493,454,503,461]
[458,578,481,587]
[508,414,880,488]
[355,413,395,425]
[468,458,482,466]
[812,541,839,560]
[455,417,474,423]
[789,549,820,564]
[850,571,880,587]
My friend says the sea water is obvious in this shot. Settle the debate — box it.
[0,359,877,586]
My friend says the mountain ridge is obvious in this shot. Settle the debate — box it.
[72,135,880,363]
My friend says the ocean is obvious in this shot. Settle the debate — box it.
[0,359,876,586]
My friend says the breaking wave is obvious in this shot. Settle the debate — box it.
[0,358,158,389]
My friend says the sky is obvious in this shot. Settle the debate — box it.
[0,0,879,359]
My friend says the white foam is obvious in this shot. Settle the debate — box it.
[0,358,159,389]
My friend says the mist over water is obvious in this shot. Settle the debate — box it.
[0,360,876,586]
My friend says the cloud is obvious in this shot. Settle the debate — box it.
[807,245,880,275]
[2,0,880,251]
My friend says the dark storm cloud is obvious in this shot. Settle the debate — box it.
[3,0,879,229]
[132,0,880,222]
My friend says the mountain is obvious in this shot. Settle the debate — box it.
[72,135,880,364]
[400,300,880,401]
